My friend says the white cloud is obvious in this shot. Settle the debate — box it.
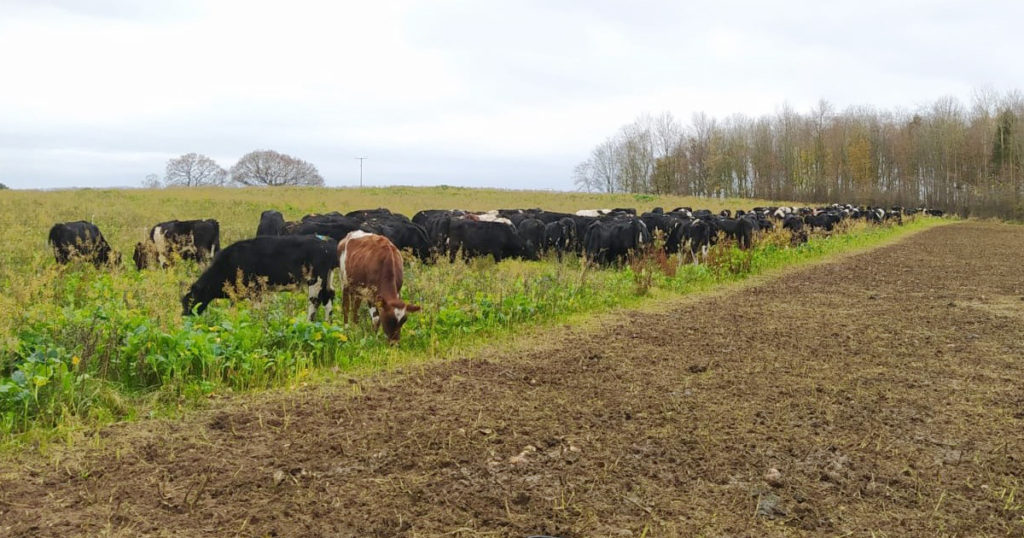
[0,0,1021,189]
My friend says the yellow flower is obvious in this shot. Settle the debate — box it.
[34,376,48,387]
[313,332,323,341]
[334,333,348,342]
[208,326,220,332]
[71,355,81,366]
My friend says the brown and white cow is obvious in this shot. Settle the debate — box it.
[337,231,421,344]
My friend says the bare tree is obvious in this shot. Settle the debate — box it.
[165,153,227,187]
[230,150,325,187]
[574,138,620,192]
[142,173,162,188]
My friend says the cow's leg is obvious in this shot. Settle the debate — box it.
[323,269,334,320]
[352,296,363,326]
[307,276,323,321]
[342,288,353,324]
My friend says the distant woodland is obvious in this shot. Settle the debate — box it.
[574,90,1024,219]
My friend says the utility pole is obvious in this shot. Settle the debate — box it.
[354,156,368,187]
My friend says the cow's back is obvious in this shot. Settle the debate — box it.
[339,232,403,296]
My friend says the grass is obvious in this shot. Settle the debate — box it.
[0,186,950,448]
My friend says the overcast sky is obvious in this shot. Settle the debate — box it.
[1,0,1020,190]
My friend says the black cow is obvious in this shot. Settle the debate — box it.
[257,210,286,236]
[711,217,754,249]
[805,212,841,231]
[641,212,686,254]
[134,219,220,269]
[413,210,467,258]
[543,217,576,262]
[48,221,118,266]
[181,235,338,320]
[583,217,651,265]
[448,218,532,262]
[516,218,546,260]
[358,218,432,262]
[291,217,362,241]
[782,214,804,234]
[347,208,411,223]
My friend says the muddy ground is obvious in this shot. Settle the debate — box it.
[1,222,1022,537]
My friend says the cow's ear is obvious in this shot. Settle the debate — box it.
[406,304,422,313]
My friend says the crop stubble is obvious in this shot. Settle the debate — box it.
[1,222,1022,536]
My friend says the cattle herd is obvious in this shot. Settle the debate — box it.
[46,203,944,344]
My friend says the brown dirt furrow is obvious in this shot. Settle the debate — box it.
[1,222,1023,537]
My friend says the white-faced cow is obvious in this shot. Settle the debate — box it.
[337,231,421,345]
[48,221,120,267]
[134,219,220,269]
[181,235,338,320]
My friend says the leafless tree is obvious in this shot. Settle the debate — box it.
[142,173,162,188]
[574,138,620,192]
[165,153,227,187]
[575,89,1024,218]
[229,150,325,187]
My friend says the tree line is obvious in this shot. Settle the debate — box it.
[574,90,1024,219]
[146,149,324,188]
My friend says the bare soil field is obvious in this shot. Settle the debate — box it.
[1,222,1022,537]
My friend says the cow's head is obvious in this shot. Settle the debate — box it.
[181,282,208,316]
[132,242,154,270]
[375,300,421,345]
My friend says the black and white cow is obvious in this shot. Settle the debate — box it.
[48,221,119,266]
[684,219,712,264]
[181,235,338,320]
[134,219,220,269]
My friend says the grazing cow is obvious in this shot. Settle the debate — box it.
[181,235,338,320]
[447,218,533,262]
[135,219,220,269]
[48,221,119,266]
[257,210,286,236]
[516,218,546,260]
[337,231,421,344]
[346,208,406,222]
[805,212,841,231]
[684,219,712,264]
[710,217,754,249]
[583,217,651,265]
[543,217,576,261]
[292,218,362,240]
[641,212,686,254]
[358,218,432,262]
[782,214,804,234]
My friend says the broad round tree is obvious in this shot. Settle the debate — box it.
[165,153,228,187]
[230,150,325,186]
